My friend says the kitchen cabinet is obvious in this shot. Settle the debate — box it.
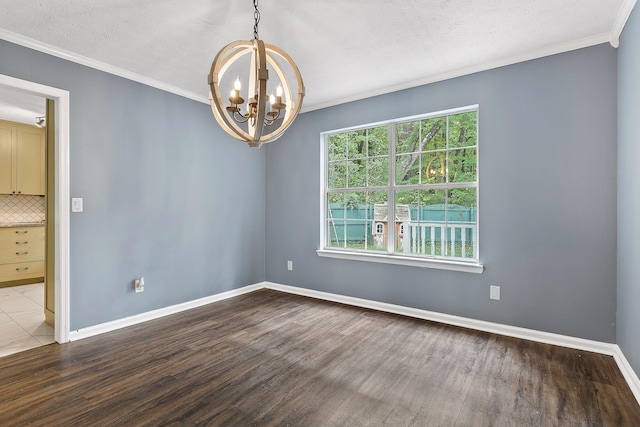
[0,120,45,196]
[0,226,45,285]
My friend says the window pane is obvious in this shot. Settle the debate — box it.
[327,192,368,249]
[395,190,416,254]
[448,187,477,210]
[396,189,419,206]
[345,191,366,210]
[368,127,388,157]
[395,190,450,256]
[328,161,346,189]
[348,130,366,159]
[424,189,447,257]
[327,193,345,248]
[448,148,477,183]
[329,133,347,160]
[421,151,446,184]
[422,189,447,217]
[401,189,447,256]
[368,191,388,251]
[448,188,477,259]
[344,191,367,248]
[326,192,390,253]
[449,111,477,148]
[367,157,388,187]
[347,160,366,188]
[421,117,447,151]
[396,154,420,186]
[368,191,388,209]
[396,121,420,154]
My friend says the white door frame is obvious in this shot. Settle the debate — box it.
[0,74,70,343]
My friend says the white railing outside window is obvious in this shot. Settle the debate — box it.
[402,221,477,260]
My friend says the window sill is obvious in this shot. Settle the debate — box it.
[316,249,484,274]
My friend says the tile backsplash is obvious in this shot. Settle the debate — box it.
[0,194,46,224]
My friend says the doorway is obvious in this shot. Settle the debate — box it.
[0,74,70,346]
[0,89,51,354]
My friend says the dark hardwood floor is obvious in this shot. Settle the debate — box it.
[1,289,639,426]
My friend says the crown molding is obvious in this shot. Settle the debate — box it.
[0,28,210,105]
[1,18,628,115]
[610,0,637,47]
[301,32,612,113]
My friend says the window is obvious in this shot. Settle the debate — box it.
[319,105,481,272]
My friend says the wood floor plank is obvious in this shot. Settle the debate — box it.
[0,289,638,426]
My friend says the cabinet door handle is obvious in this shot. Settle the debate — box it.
[15,241,29,245]
[15,230,28,234]
[15,251,29,255]
[15,267,29,271]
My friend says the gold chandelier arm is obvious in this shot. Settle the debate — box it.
[231,110,252,124]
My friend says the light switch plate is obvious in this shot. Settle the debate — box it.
[71,198,83,212]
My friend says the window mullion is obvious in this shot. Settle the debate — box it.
[444,116,450,256]
[387,123,396,254]
[321,134,327,248]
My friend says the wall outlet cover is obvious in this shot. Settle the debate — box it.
[134,277,144,293]
[71,198,83,212]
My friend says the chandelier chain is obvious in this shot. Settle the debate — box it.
[253,0,260,40]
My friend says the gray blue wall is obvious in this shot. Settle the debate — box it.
[266,44,618,342]
[618,4,640,373]
[0,31,625,345]
[0,40,266,330]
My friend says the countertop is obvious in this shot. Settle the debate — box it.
[0,222,46,228]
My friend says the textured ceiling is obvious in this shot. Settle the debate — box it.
[0,0,633,122]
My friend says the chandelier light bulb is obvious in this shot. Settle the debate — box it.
[276,84,283,98]
[234,77,242,91]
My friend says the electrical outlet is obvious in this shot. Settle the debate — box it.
[134,277,145,293]
[490,285,500,301]
[71,198,83,212]
[287,261,293,271]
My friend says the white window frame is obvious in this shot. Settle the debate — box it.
[317,105,483,274]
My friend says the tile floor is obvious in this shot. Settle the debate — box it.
[0,283,55,357]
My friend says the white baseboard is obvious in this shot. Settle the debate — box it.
[613,345,640,405]
[263,282,617,355]
[68,283,265,341]
[65,280,640,406]
[264,281,640,405]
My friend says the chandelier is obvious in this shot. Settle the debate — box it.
[208,0,305,148]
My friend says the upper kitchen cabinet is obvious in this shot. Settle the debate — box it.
[0,120,45,196]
